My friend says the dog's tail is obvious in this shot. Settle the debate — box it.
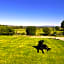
[32,46,38,49]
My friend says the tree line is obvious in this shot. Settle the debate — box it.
[26,20,64,36]
[0,25,14,35]
[0,20,64,35]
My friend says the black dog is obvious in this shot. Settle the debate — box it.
[33,40,51,53]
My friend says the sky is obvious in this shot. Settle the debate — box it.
[0,0,64,26]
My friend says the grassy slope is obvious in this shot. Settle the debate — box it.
[0,35,64,64]
[14,29,26,34]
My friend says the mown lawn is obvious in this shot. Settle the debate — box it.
[0,35,64,64]
[14,29,26,34]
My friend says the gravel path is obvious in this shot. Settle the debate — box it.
[30,36,64,41]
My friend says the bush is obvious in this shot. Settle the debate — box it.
[61,20,64,28]
[51,31,63,36]
[43,27,51,35]
[61,20,64,35]
[26,26,36,35]
[52,32,56,36]
[40,33,49,36]
[55,26,60,31]
[21,32,25,35]
[0,26,14,35]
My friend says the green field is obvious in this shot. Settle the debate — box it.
[0,35,64,64]
[14,29,26,34]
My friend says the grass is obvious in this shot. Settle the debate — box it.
[14,29,26,34]
[0,35,64,64]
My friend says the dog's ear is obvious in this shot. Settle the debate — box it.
[41,40,44,43]
[40,40,44,42]
[40,40,44,44]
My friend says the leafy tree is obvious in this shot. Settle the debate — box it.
[61,20,64,28]
[0,26,14,35]
[61,20,64,35]
[26,26,36,35]
[43,27,51,35]
[55,26,60,31]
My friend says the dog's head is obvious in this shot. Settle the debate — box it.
[39,40,44,44]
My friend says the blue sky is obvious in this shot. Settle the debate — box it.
[0,0,64,26]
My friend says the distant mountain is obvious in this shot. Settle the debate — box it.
[0,24,60,28]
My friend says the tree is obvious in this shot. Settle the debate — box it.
[61,20,64,35]
[55,26,60,31]
[0,26,14,35]
[26,26,36,35]
[43,27,51,35]
[61,20,64,28]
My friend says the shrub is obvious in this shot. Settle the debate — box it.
[0,26,14,35]
[61,20,64,35]
[43,27,51,35]
[52,32,56,36]
[55,26,60,31]
[61,20,64,28]
[26,26,36,35]
[21,32,25,35]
